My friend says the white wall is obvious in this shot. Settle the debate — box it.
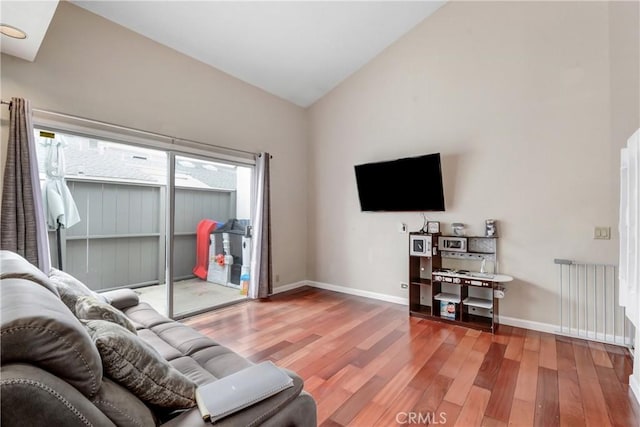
[0,1,309,288]
[308,1,638,326]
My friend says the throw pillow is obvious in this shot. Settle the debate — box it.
[75,296,137,334]
[83,319,196,409]
[49,268,109,314]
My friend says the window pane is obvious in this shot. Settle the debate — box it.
[172,155,252,316]
[34,129,169,315]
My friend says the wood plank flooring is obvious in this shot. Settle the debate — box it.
[182,287,639,426]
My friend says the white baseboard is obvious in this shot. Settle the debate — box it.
[271,281,309,294]
[304,281,555,332]
[274,281,631,345]
[306,281,409,306]
[497,315,558,334]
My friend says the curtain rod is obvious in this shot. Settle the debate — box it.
[0,99,258,158]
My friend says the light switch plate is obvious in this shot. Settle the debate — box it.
[594,226,611,240]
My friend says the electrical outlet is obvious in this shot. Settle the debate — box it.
[400,282,408,289]
[275,274,280,283]
[594,226,611,240]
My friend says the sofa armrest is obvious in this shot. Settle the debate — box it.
[1,363,116,427]
[159,393,317,427]
[159,369,315,427]
[100,289,140,310]
[262,392,317,427]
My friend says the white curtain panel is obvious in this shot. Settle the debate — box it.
[620,128,639,327]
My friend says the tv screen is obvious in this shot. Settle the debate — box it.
[354,153,445,212]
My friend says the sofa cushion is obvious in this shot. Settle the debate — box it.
[169,356,217,386]
[151,321,218,356]
[48,268,108,314]
[0,363,115,427]
[75,296,137,334]
[0,250,59,297]
[83,320,197,409]
[0,278,103,398]
[136,329,183,361]
[123,302,173,328]
[91,377,157,427]
[192,346,253,379]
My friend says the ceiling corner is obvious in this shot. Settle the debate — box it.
[1,0,59,62]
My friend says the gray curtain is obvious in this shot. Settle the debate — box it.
[249,152,272,299]
[1,97,51,272]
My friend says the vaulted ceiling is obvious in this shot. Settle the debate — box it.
[1,1,446,107]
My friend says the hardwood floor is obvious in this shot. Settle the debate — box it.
[182,287,639,426]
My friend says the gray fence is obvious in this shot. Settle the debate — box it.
[52,179,235,291]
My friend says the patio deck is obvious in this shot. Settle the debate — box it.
[135,277,247,316]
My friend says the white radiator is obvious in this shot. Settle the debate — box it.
[555,258,634,347]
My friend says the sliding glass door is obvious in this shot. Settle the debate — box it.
[34,127,254,318]
[170,154,252,317]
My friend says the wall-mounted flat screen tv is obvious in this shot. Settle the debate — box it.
[354,153,445,212]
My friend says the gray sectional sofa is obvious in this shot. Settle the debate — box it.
[0,250,317,426]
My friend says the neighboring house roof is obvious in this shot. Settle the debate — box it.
[35,132,237,190]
